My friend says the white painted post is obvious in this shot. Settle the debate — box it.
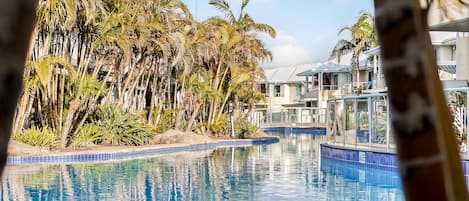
[386,95,390,152]
[333,101,337,144]
[326,102,330,138]
[368,97,373,149]
[466,89,469,156]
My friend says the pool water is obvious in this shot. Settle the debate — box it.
[1,131,404,201]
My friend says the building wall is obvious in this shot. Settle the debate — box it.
[457,36,469,80]
[338,73,349,89]
[261,83,304,109]
[359,70,368,83]
[439,70,454,80]
[436,45,455,61]
[288,83,302,103]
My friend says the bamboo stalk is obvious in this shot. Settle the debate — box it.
[373,0,468,200]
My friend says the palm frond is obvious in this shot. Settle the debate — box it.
[241,0,251,11]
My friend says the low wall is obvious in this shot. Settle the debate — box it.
[7,137,280,165]
[321,143,469,178]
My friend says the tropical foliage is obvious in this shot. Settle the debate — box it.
[15,127,58,149]
[330,12,377,87]
[13,0,275,148]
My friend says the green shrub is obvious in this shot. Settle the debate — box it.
[71,124,102,147]
[209,114,228,135]
[232,118,259,139]
[15,127,58,148]
[154,108,177,134]
[94,106,155,146]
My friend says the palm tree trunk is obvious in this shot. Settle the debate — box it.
[373,0,468,200]
[0,0,37,174]
[175,92,190,130]
[60,99,81,148]
[186,101,201,132]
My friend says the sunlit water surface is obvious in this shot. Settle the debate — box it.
[1,131,403,201]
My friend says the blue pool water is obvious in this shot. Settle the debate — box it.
[1,131,404,201]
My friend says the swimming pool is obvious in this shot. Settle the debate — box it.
[1,131,403,201]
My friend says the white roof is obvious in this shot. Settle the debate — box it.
[328,52,370,67]
[430,31,457,45]
[262,64,319,83]
[366,32,457,56]
[315,62,349,73]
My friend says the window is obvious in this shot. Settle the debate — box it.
[259,84,267,94]
[274,85,281,97]
[295,84,301,96]
[313,74,318,86]
[333,74,338,89]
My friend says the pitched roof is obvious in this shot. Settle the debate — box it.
[262,64,319,83]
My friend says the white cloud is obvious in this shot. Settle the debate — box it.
[257,31,312,69]
[263,44,311,69]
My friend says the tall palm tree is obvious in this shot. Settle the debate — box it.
[373,0,467,200]
[0,0,38,175]
[6,0,274,150]
[330,12,377,89]
[208,0,276,37]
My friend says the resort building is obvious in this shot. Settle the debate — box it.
[296,53,373,109]
[252,64,327,127]
[323,6,469,155]
[257,64,312,110]
[295,28,467,110]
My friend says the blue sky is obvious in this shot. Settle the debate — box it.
[182,0,374,68]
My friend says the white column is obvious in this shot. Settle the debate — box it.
[318,72,323,107]
[373,55,378,89]
[456,33,469,80]
[283,84,290,103]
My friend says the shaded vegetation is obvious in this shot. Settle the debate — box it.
[13,0,275,148]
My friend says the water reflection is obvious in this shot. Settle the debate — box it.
[1,131,403,201]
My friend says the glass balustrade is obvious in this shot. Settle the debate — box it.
[325,87,469,153]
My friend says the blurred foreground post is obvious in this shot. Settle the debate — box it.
[0,0,37,175]
[373,0,468,200]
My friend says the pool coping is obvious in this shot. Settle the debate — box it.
[7,137,280,165]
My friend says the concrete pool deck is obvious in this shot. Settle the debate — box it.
[6,137,280,165]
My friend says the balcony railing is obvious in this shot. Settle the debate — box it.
[322,85,339,90]
[340,82,372,95]
[326,87,469,153]
[300,88,318,99]
[248,107,327,128]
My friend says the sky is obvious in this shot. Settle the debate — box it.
[182,0,374,69]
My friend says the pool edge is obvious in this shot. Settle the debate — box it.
[7,137,280,165]
[320,143,469,175]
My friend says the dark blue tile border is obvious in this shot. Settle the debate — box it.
[7,137,279,165]
[320,158,402,188]
[321,143,469,175]
[262,127,326,135]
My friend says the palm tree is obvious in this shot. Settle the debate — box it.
[6,0,274,151]
[0,0,38,175]
[373,0,467,200]
[330,12,376,89]
[208,0,276,37]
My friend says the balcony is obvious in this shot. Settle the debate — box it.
[340,82,372,96]
[300,88,318,99]
[248,107,328,128]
